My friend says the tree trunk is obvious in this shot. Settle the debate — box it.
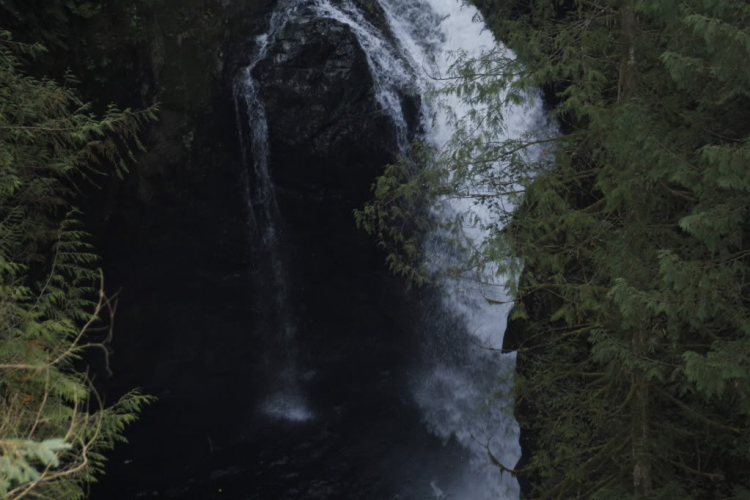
[632,329,652,497]
[619,0,637,100]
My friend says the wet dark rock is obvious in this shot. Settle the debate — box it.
[258,16,378,149]
[85,0,449,499]
[502,275,562,498]
[254,12,399,202]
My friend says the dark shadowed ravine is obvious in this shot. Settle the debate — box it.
[91,0,547,498]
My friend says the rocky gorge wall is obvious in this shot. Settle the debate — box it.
[70,0,440,498]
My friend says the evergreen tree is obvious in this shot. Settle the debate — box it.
[0,33,156,499]
[358,0,750,498]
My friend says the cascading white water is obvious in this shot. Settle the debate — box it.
[365,0,550,498]
[235,1,313,423]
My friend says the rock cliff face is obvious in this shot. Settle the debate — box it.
[250,14,392,215]
[258,15,382,155]
[89,0,433,498]
[251,9,418,203]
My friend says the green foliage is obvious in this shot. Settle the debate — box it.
[0,0,164,51]
[0,33,156,499]
[0,439,71,494]
[359,0,750,498]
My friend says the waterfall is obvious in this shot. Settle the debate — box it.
[351,0,549,497]
[235,1,313,423]
[236,0,551,494]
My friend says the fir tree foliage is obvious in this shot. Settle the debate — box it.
[0,33,156,499]
[358,0,750,498]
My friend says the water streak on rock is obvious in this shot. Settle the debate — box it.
[235,0,313,423]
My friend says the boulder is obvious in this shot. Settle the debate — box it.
[251,9,416,201]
